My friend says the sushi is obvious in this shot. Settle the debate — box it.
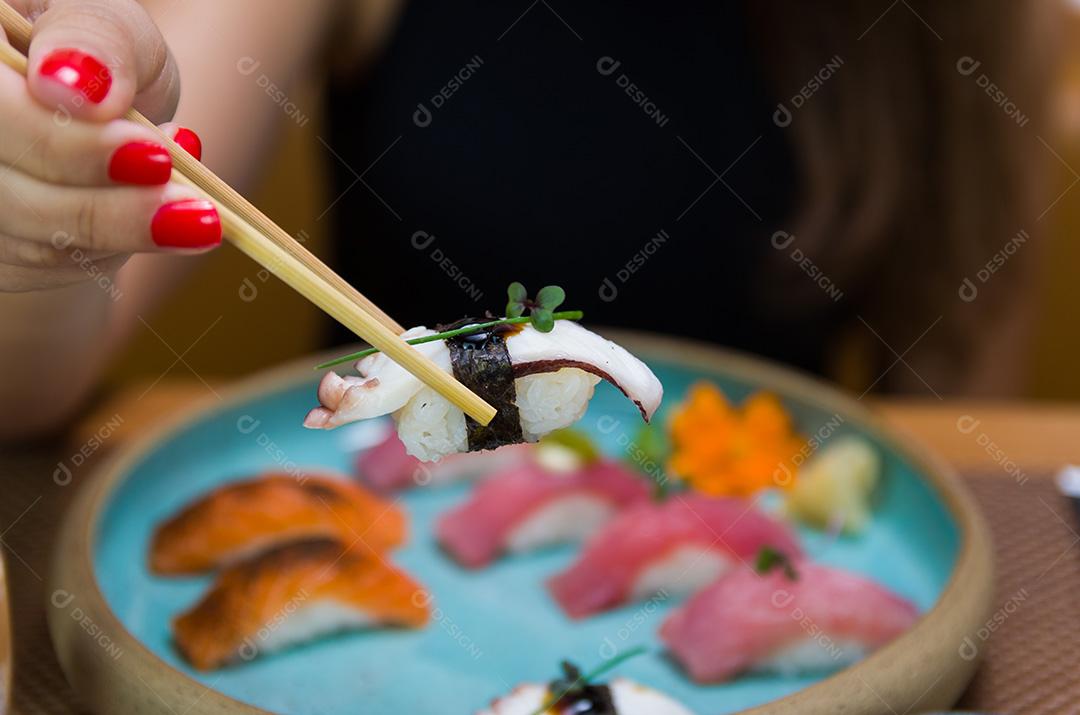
[478,655,693,715]
[436,458,651,568]
[305,320,663,461]
[173,538,429,670]
[478,678,693,715]
[547,494,801,619]
[660,560,918,682]
[150,472,405,575]
[356,427,532,493]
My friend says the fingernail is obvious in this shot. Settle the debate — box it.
[109,142,172,185]
[151,200,221,249]
[170,127,202,161]
[38,49,112,104]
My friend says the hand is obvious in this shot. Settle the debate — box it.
[0,0,219,293]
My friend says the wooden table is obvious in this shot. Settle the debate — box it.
[76,379,1080,476]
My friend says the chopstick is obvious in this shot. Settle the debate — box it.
[0,4,497,426]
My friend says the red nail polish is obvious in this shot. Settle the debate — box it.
[39,49,112,104]
[151,200,221,249]
[109,142,172,185]
[171,127,202,161]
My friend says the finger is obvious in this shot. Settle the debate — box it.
[0,253,129,293]
[0,66,214,186]
[0,172,221,253]
[158,122,202,161]
[0,233,117,269]
[25,0,180,123]
[0,69,168,185]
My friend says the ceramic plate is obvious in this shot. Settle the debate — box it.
[48,332,993,714]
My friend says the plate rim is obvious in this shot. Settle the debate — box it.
[47,330,994,715]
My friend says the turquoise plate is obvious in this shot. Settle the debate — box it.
[48,332,993,715]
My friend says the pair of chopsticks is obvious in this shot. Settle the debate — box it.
[0,2,496,426]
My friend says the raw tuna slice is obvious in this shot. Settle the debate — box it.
[660,561,918,682]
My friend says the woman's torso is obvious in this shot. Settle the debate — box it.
[326,0,836,373]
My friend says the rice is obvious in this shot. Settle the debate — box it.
[394,368,600,461]
[394,386,468,461]
[516,368,600,441]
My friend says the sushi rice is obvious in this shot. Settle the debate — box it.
[396,368,600,461]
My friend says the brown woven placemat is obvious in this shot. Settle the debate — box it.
[953,474,1080,714]
[0,447,1075,715]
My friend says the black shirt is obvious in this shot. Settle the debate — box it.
[326,0,830,373]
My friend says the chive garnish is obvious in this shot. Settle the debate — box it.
[316,282,581,370]
[315,311,584,370]
[529,646,648,715]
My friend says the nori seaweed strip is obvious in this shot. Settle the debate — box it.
[445,320,522,451]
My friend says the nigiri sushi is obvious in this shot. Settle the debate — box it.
[547,494,802,618]
[479,655,694,715]
[478,678,693,715]
[437,458,651,568]
[150,472,405,575]
[356,427,532,493]
[173,538,429,670]
[305,320,663,461]
[660,560,918,682]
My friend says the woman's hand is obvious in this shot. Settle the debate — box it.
[0,0,219,293]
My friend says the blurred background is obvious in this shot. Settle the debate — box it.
[104,1,1080,401]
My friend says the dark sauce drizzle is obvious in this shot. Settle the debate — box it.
[546,662,617,715]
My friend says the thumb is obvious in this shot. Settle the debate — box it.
[23,0,179,123]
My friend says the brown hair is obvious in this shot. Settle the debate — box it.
[748,0,1060,393]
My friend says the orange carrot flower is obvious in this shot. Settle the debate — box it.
[667,383,805,497]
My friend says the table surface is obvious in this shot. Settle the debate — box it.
[4,378,1079,715]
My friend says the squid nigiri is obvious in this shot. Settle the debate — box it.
[305,321,663,462]
[660,560,918,682]
[173,538,429,671]
[547,494,801,619]
[150,472,405,575]
[356,428,532,493]
[436,458,651,568]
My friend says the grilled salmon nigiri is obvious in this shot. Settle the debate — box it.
[150,472,405,575]
[173,538,429,670]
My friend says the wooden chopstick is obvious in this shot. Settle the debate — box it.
[0,6,497,426]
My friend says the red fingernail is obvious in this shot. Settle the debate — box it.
[39,49,112,104]
[109,142,172,185]
[171,127,202,161]
[151,200,221,249]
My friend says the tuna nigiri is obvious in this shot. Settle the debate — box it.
[150,472,405,575]
[660,560,918,682]
[436,458,652,568]
[356,428,532,493]
[547,494,801,619]
[305,320,663,461]
[173,538,429,670]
